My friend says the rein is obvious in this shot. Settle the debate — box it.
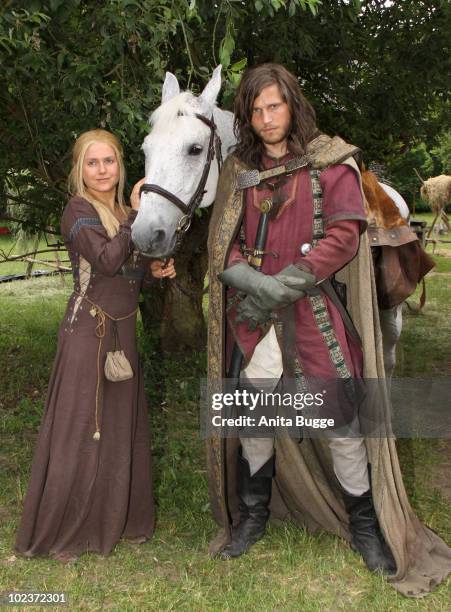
[139,113,223,257]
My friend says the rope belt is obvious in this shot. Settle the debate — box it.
[74,292,138,440]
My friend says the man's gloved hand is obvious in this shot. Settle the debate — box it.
[219,262,316,329]
[273,264,316,293]
[235,296,272,331]
[218,262,306,311]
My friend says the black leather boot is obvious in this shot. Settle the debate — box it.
[220,453,273,559]
[343,489,396,575]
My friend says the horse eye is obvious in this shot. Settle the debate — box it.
[188,144,203,156]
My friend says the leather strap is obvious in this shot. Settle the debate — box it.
[140,183,188,214]
[236,155,310,190]
[319,279,362,346]
[236,142,362,191]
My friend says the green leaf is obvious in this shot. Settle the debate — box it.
[229,72,242,87]
[116,100,132,114]
[230,58,247,72]
[29,12,51,24]
[308,1,320,16]
[219,50,230,70]
[271,0,284,10]
[224,34,235,55]
[219,31,235,70]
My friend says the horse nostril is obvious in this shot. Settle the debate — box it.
[153,230,165,243]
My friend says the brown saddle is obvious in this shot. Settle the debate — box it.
[362,170,435,310]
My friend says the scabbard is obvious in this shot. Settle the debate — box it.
[227,199,272,379]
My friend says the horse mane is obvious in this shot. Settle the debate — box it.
[362,170,407,229]
[150,92,213,131]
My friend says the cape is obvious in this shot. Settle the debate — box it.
[206,135,451,597]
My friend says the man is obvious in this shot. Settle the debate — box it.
[206,63,451,596]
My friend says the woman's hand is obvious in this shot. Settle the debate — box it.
[150,258,176,279]
[130,178,146,211]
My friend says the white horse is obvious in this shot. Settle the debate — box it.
[132,67,409,379]
[380,183,410,221]
[132,66,235,257]
[377,184,410,381]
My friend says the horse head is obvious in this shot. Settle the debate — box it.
[131,66,235,257]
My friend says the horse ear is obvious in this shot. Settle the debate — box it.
[199,65,222,108]
[162,72,180,104]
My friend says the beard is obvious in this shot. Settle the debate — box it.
[256,126,290,147]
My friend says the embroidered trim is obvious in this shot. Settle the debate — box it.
[310,170,324,245]
[308,169,351,380]
[309,294,352,379]
[69,217,102,242]
[273,319,308,393]
[293,358,308,392]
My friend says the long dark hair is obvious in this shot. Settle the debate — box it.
[233,63,318,168]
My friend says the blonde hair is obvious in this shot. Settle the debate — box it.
[68,129,129,238]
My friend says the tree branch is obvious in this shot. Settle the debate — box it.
[0,215,61,235]
[0,247,67,263]
[175,5,197,87]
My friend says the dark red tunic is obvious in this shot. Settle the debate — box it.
[15,197,155,560]
[227,159,367,383]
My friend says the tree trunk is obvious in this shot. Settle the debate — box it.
[139,211,210,355]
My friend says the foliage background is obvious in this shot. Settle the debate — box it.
[0,0,449,232]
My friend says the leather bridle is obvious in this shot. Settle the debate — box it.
[139,113,223,256]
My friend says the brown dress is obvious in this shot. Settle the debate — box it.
[15,196,155,560]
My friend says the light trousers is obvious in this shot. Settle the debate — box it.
[240,326,370,496]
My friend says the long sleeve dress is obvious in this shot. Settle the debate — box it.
[15,196,155,561]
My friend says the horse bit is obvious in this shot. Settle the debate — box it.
[138,113,223,258]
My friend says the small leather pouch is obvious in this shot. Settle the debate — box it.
[104,321,134,382]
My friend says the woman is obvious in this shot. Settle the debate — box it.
[15,129,175,561]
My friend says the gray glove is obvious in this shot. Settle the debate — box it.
[236,296,272,330]
[273,264,316,293]
[237,264,316,329]
[218,262,305,312]
[219,262,316,330]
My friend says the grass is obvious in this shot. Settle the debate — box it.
[0,250,450,610]
[395,241,451,377]
[410,212,451,255]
